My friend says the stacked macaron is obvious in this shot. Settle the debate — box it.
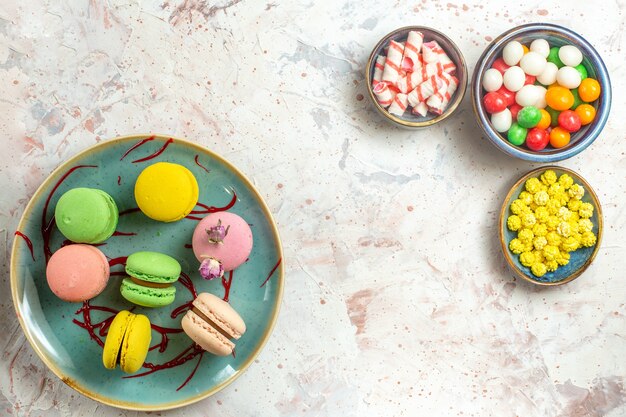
[45,157,254,374]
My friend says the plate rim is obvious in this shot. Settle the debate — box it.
[10,133,285,410]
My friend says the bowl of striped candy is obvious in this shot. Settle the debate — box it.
[366,26,468,128]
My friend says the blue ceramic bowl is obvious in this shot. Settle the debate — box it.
[366,26,467,128]
[10,135,284,410]
[499,166,603,286]
[472,23,611,162]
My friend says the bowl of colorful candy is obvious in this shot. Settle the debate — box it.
[366,26,467,128]
[499,167,603,286]
[472,23,611,161]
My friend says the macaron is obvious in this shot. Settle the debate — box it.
[134,162,199,222]
[192,212,253,278]
[102,310,151,374]
[120,251,181,307]
[181,293,246,356]
[46,244,110,302]
[55,188,119,243]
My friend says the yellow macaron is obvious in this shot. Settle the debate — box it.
[102,310,151,374]
[134,162,199,222]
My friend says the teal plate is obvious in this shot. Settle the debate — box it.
[499,166,602,286]
[11,135,284,410]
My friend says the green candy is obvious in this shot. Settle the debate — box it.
[517,106,542,128]
[545,107,560,127]
[571,88,582,110]
[508,123,528,146]
[574,63,588,80]
[548,47,564,68]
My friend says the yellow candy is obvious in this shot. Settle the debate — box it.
[520,251,535,267]
[529,202,539,211]
[557,221,571,238]
[521,213,537,228]
[568,220,580,234]
[531,263,547,277]
[546,231,561,247]
[509,238,525,254]
[557,207,572,221]
[546,215,560,231]
[547,183,563,196]
[554,191,570,206]
[534,190,549,206]
[556,251,570,266]
[534,207,549,223]
[540,170,557,185]
[569,212,580,222]
[518,191,534,205]
[568,199,582,212]
[561,236,579,252]
[568,184,585,200]
[507,215,522,231]
[546,260,559,272]
[543,245,560,261]
[533,236,548,251]
[558,174,574,190]
[518,228,534,242]
[525,177,542,194]
[581,231,597,247]
[532,250,545,264]
[510,199,528,215]
[578,219,593,233]
[578,202,594,219]
[532,223,548,237]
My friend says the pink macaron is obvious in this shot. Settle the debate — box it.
[192,212,253,275]
[46,244,110,302]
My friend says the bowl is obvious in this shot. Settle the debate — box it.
[499,166,603,286]
[11,134,284,410]
[472,23,611,162]
[365,26,467,128]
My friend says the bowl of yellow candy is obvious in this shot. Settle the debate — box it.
[499,167,602,285]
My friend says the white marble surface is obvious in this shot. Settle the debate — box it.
[1,0,625,416]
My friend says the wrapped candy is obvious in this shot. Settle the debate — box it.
[373,55,386,85]
[373,82,396,108]
[407,75,443,106]
[396,71,426,94]
[401,31,424,73]
[422,40,456,74]
[381,40,404,85]
[411,101,429,117]
[388,93,408,116]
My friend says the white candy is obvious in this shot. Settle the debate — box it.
[519,51,547,76]
[558,45,583,67]
[502,41,524,66]
[482,68,503,92]
[556,66,582,89]
[503,66,526,92]
[491,108,512,132]
[530,39,550,58]
[537,62,558,86]
[534,86,547,109]
[515,85,542,107]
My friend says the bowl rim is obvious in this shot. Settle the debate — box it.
[365,25,468,128]
[471,23,612,162]
[10,133,285,411]
[498,165,603,286]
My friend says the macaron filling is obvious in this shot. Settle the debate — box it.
[129,276,171,289]
[191,306,233,340]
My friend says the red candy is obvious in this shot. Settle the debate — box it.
[525,128,550,151]
[524,74,536,85]
[492,58,510,74]
[496,86,516,107]
[510,103,523,120]
[483,92,507,114]
[557,110,582,133]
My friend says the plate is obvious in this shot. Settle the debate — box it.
[10,134,284,410]
[499,166,602,286]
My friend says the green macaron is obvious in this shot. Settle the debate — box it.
[121,251,181,308]
[55,188,119,244]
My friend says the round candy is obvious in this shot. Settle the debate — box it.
[575,104,596,125]
[530,39,550,58]
[536,109,551,129]
[521,44,529,55]
[524,74,536,85]
[537,62,558,86]
[503,41,524,66]
[549,126,571,148]
[558,45,583,67]
[545,86,574,111]
[578,78,601,102]
[510,103,523,120]
[496,86,516,107]
[508,123,527,146]
[534,86,547,109]
[491,108,512,132]
[574,64,588,80]
[515,85,542,107]
[503,66,526,92]
[482,68,503,92]
[526,128,550,151]
[547,47,564,68]
[558,110,582,133]
[492,58,510,74]
[545,107,561,127]
[556,66,582,89]
[517,106,542,128]
[483,92,507,113]
[520,51,547,76]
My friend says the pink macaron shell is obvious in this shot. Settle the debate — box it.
[192,212,253,271]
[46,244,110,302]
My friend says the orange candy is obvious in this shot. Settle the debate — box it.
[550,127,571,148]
[578,78,601,102]
[522,45,529,54]
[536,109,551,129]
[545,86,575,111]
[575,104,596,125]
